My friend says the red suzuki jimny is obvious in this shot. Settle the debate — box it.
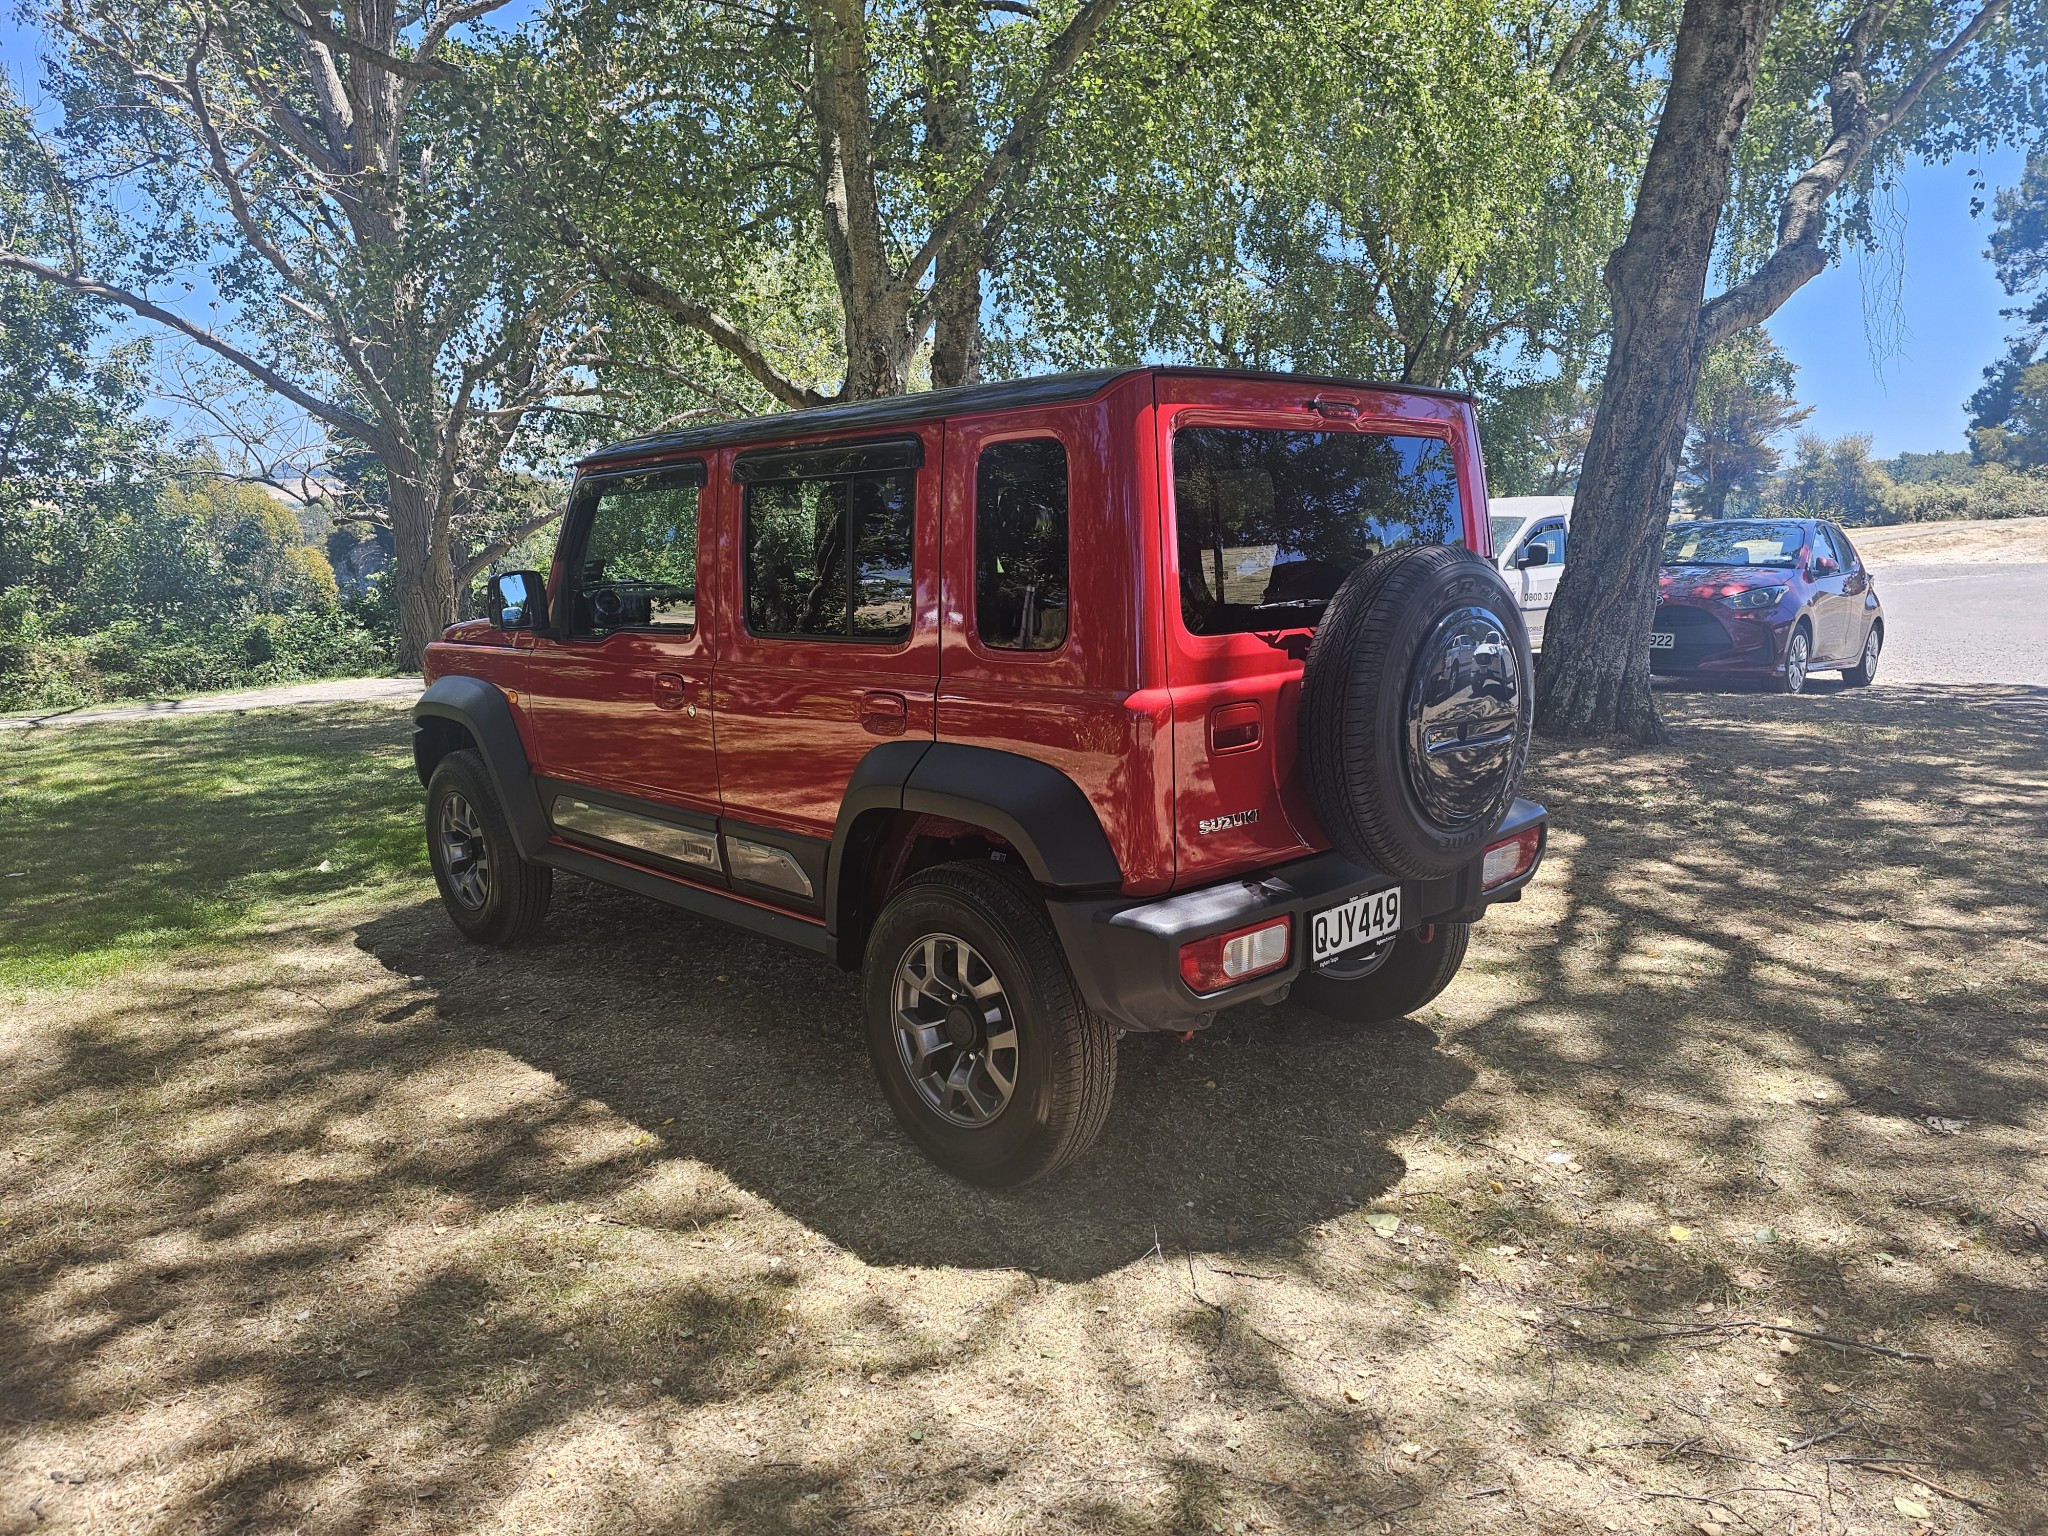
[415,367,1547,1185]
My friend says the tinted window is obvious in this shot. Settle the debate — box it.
[975,439,1069,651]
[1814,524,1850,568]
[746,470,914,642]
[1172,428,1462,636]
[573,467,702,635]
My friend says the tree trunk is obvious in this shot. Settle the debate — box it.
[1533,0,1784,742]
[388,470,455,672]
[929,237,984,389]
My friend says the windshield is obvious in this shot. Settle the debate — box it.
[1662,521,1806,569]
[1173,427,1463,636]
[1488,514,1524,554]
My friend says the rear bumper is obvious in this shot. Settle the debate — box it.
[1045,798,1546,1032]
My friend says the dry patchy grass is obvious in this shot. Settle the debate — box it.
[3,687,2047,1535]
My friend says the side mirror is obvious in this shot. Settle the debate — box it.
[1809,556,1839,578]
[1515,544,1551,568]
[489,569,547,630]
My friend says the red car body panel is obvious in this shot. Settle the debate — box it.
[424,367,1496,908]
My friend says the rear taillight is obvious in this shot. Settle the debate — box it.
[1179,917,1291,995]
[1481,827,1542,891]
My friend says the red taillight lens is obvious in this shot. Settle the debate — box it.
[1179,917,1291,995]
[1481,827,1542,891]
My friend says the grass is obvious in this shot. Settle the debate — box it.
[0,704,426,991]
[3,685,2047,1534]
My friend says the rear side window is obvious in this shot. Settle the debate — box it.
[975,439,1069,651]
[745,472,914,642]
[1172,428,1462,636]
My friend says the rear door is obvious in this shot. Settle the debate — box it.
[522,460,721,839]
[1152,374,1485,888]
[711,430,942,912]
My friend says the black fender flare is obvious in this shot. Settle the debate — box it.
[825,741,1123,957]
[413,675,551,859]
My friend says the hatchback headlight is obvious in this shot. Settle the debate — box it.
[1718,586,1783,611]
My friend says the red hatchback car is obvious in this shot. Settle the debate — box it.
[1651,517,1885,693]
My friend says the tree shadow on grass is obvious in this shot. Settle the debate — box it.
[352,888,1475,1281]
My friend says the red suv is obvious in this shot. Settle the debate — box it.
[414,368,1547,1184]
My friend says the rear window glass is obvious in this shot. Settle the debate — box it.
[1173,428,1463,636]
[745,471,914,642]
[975,439,1069,652]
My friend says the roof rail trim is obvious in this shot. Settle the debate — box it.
[575,366,1477,471]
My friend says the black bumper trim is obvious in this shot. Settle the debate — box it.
[1046,798,1546,1032]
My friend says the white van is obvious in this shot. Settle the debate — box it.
[1488,495,1571,643]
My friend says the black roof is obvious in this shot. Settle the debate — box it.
[575,366,1477,471]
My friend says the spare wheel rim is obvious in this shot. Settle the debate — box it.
[1403,604,1523,831]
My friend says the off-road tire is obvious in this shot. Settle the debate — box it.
[426,749,553,946]
[862,861,1117,1186]
[1293,922,1471,1025]
[1842,621,1881,687]
[1778,621,1813,695]
[1300,545,1533,880]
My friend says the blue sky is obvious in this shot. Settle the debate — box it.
[1,17,2028,460]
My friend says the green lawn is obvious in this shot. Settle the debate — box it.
[0,703,427,992]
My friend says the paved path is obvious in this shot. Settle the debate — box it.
[1869,562,2048,687]
[0,676,421,731]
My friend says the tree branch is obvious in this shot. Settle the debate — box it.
[272,0,455,84]
[572,230,831,408]
[897,0,1123,296]
[1699,0,2010,347]
[456,498,567,587]
[0,248,383,445]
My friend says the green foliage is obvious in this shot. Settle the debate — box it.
[1682,330,1812,518]
[1753,433,2048,525]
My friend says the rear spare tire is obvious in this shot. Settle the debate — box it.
[1299,545,1532,880]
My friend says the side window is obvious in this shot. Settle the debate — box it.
[1825,524,1860,572]
[1813,525,1846,569]
[571,465,703,636]
[745,470,914,642]
[975,438,1069,652]
[1526,522,1567,565]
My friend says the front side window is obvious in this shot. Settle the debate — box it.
[975,439,1069,651]
[746,471,914,642]
[1172,427,1462,636]
[572,465,703,636]
[1525,522,1567,565]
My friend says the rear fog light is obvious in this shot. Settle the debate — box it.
[1179,918,1291,994]
[1481,827,1542,891]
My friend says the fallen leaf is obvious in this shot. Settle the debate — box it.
[1893,1497,1931,1519]
[1822,1383,1844,1394]
[1364,1213,1400,1238]
[1397,1442,1422,1457]
[1667,1224,1693,1243]
[316,859,333,873]
[1544,1152,1572,1165]
[1488,1180,1504,1194]
[1755,1227,1779,1244]
[1343,1386,1364,1404]
[1696,1302,1717,1315]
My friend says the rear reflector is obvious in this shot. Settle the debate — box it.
[1481,827,1542,891]
[1179,917,1291,995]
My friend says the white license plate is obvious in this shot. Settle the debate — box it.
[1312,887,1402,963]
[1649,631,1675,649]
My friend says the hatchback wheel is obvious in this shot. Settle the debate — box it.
[1778,622,1812,695]
[862,861,1116,1186]
[426,749,553,946]
[1843,622,1882,687]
